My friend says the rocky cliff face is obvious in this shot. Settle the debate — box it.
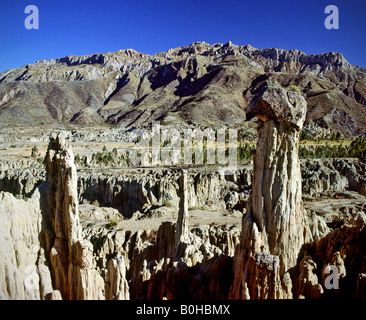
[0,190,56,299]
[0,42,365,137]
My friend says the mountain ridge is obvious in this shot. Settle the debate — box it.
[0,41,365,137]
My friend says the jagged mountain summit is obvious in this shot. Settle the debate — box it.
[0,41,365,137]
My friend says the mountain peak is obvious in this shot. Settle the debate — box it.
[0,42,364,137]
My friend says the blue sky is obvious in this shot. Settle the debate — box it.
[0,0,365,72]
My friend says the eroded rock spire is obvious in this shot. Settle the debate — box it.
[230,87,307,299]
[176,169,190,246]
[44,133,104,300]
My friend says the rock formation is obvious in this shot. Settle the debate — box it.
[1,42,365,137]
[105,255,130,300]
[0,190,57,299]
[43,133,106,300]
[0,116,365,300]
[230,87,308,298]
[175,169,189,245]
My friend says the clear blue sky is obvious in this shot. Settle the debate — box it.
[0,0,365,72]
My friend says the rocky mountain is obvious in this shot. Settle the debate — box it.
[1,41,366,137]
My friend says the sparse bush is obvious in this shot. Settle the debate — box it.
[285,84,302,94]
[163,200,173,208]
[92,146,117,166]
[31,146,40,158]
[189,206,205,211]
[300,130,311,141]
[237,142,255,162]
[108,219,118,228]
[349,138,366,158]
[298,139,366,159]
[92,200,100,207]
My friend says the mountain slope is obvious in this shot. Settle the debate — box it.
[1,41,365,137]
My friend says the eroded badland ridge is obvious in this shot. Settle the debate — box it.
[0,42,366,300]
[0,41,366,137]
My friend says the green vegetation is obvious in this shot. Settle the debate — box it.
[266,79,302,95]
[300,129,343,143]
[75,153,81,163]
[163,200,173,208]
[237,142,255,162]
[31,146,40,158]
[90,146,125,166]
[108,219,119,228]
[92,200,100,207]
[348,138,366,158]
[299,138,366,159]
[284,84,302,94]
[189,206,206,211]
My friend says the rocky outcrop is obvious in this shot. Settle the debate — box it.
[1,158,365,212]
[0,190,58,299]
[0,168,44,197]
[230,87,308,299]
[294,256,323,299]
[0,127,364,300]
[43,133,106,300]
[313,212,366,297]
[1,42,365,137]
[176,170,189,245]
[302,159,366,196]
[105,255,130,300]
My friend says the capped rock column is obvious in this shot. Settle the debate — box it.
[230,87,307,299]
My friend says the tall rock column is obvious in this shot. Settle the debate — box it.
[175,169,189,245]
[44,133,81,299]
[230,87,307,299]
[44,133,104,300]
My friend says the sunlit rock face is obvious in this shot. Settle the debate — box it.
[230,87,307,299]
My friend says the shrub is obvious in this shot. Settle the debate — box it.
[238,142,255,162]
[298,139,366,159]
[108,219,119,228]
[349,138,366,158]
[163,200,173,208]
[300,130,311,141]
[31,146,40,158]
[285,84,302,94]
